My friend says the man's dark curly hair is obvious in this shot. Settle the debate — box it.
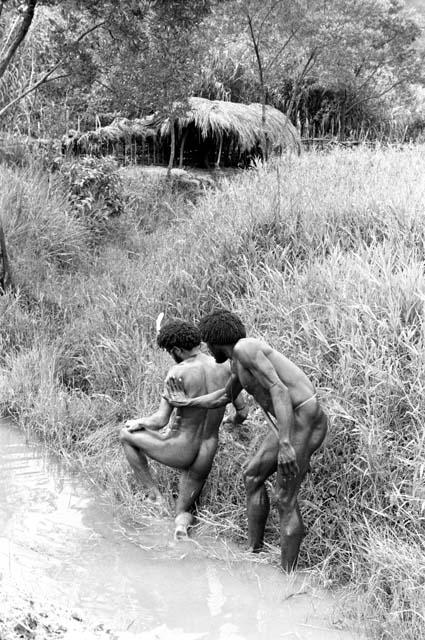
[157,320,201,351]
[199,309,246,345]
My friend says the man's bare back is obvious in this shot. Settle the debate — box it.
[165,352,233,441]
[120,320,246,540]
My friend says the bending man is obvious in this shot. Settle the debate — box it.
[120,319,247,540]
[165,309,327,570]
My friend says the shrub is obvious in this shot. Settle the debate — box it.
[58,156,124,234]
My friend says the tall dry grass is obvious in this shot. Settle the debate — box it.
[1,148,424,638]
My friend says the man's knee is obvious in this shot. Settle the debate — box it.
[119,427,139,448]
[275,483,296,513]
[185,472,203,489]
[185,466,210,489]
[119,427,129,445]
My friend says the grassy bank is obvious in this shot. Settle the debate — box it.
[1,149,424,639]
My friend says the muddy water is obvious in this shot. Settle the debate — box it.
[0,420,360,640]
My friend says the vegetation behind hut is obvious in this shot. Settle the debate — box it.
[0,1,424,146]
[63,97,300,168]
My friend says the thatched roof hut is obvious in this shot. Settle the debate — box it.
[63,97,301,167]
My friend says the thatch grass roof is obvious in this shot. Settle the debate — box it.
[68,114,161,148]
[163,97,300,152]
[64,97,300,154]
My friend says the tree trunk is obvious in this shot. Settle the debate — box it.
[215,133,223,168]
[339,90,347,141]
[0,221,13,294]
[178,128,188,168]
[0,0,38,82]
[167,118,176,177]
[261,90,269,161]
[246,12,268,161]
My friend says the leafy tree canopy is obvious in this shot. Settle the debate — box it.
[0,0,424,138]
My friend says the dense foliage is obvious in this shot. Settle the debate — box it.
[59,156,124,231]
[0,0,424,140]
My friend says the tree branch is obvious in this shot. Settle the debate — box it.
[0,63,61,118]
[264,27,299,74]
[0,21,106,119]
[42,73,70,84]
[286,47,318,118]
[246,12,263,89]
[72,20,106,46]
[93,78,121,97]
[256,0,284,46]
[0,0,38,81]
[355,62,385,93]
[345,79,405,115]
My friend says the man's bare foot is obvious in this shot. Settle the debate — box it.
[174,512,193,541]
[174,525,190,541]
[247,544,264,554]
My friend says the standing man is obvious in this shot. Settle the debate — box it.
[120,319,247,540]
[165,309,327,570]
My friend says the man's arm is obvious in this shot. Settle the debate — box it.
[125,396,174,432]
[236,344,299,476]
[165,373,243,409]
[229,392,248,425]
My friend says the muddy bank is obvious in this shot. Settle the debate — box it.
[0,584,115,640]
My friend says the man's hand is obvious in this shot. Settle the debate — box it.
[164,377,192,407]
[278,441,299,477]
[124,419,145,433]
[224,407,248,427]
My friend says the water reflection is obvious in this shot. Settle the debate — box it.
[0,420,358,639]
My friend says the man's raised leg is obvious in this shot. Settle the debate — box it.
[120,424,200,503]
[120,429,163,502]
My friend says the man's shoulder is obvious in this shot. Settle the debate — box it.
[166,354,216,381]
[166,361,195,380]
[233,337,267,360]
[167,357,213,398]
